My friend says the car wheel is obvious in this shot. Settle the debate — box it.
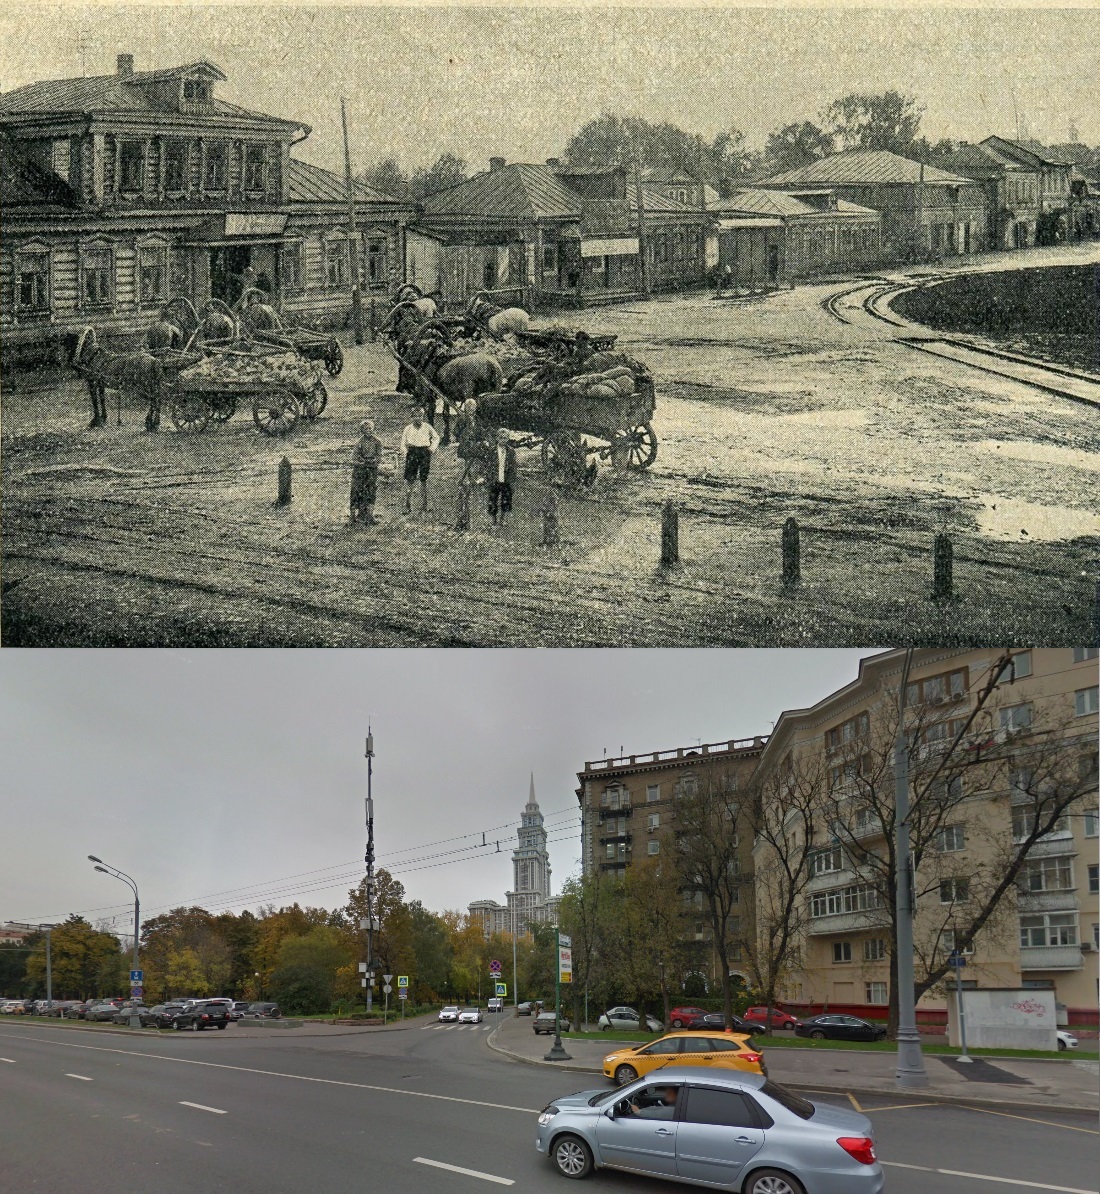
[744,1168,806,1194]
[173,1021,182,1030]
[552,1133,593,1180]
[614,1064,638,1086]
[193,1021,201,1031]
[218,1023,227,1029]
[1057,1038,1066,1050]
[810,1030,826,1040]
[671,1018,683,1029]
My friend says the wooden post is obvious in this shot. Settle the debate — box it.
[341,98,365,346]
[455,482,471,532]
[542,490,559,548]
[932,533,954,600]
[633,150,650,297]
[661,501,679,567]
[276,456,292,506]
[782,517,800,588]
[369,297,377,342]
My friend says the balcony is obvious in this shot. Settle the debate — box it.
[1020,945,1083,971]
[599,832,633,846]
[598,806,632,821]
[1017,891,1078,915]
[806,909,890,936]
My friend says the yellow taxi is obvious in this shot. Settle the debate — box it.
[602,1029,766,1086]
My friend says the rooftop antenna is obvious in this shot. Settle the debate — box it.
[1010,89,1020,143]
[78,29,90,78]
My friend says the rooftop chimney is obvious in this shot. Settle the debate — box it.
[117,53,134,78]
[489,156,505,174]
[546,157,561,170]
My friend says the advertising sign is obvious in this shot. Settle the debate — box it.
[558,943,572,984]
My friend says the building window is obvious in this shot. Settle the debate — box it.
[1012,802,1069,842]
[164,141,187,191]
[16,250,50,313]
[941,931,973,956]
[81,246,113,308]
[906,669,967,706]
[605,843,615,860]
[281,241,303,292]
[999,651,1032,681]
[811,883,883,918]
[541,243,556,272]
[863,938,887,961]
[244,144,268,192]
[1075,687,1098,717]
[812,847,843,875]
[826,712,870,752]
[1085,809,1099,838]
[648,840,660,856]
[1094,923,1099,950]
[832,941,852,963]
[1023,856,1073,892]
[934,825,966,853]
[1081,754,1099,784]
[367,240,386,287]
[183,79,210,102]
[119,141,145,191]
[865,982,888,1004]
[940,878,969,904]
[204,142,228,191]
[646,784,660,803]
[648,813,660,831]
[1089,864,1099,895]
[138,244,168,304]
[326,240,349,288]
[676,774,697,798]
[1020,913,1077,948]
[1073,647,1099,663]
[999,703,1033,733]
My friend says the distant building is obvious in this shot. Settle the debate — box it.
[469,776,560,937]
[758,149,987,261]
[931,141,1042,250]
[0,923,30,945]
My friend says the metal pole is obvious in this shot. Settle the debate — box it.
[894,649,929,1087]
[512,906,518,1009]
[341,97,365,345]
[955,961,971,1061]
[365,729,375,1013]
[45,928,52,1012]
[88,858,139,997]
[544,928,571,1061]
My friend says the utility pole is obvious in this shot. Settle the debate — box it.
[363,728,376,1012]
[544,929,572,1061]
[632,150,650,297]
[894,649,929,1088]
[341,97,365,345]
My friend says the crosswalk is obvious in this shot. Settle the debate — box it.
[421,1024,494,1032]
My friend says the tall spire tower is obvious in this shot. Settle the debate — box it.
[513,773,551,902]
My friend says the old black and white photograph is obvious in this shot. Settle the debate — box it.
[1,3,1098,645]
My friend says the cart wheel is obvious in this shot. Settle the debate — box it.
[300,381,328,420]
[542,430,586,487]
[253,387,299,436]
[625,422,658,470]
[169,393,210,433]
[209,394,238,423]
[324,341,344,376]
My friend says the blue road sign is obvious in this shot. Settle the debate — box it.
[948,951,967,967]
[130,970,143,983]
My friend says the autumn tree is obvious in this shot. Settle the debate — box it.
[23,916,124,1000]
[618,852,685,1024]
[269,925,354,1015]
[822,91,924,155]
[359,157,410,200]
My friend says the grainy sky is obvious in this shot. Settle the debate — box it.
[2,649,876,933]
[1,3,1095,177]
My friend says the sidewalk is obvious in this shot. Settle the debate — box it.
[487,1013,1099,1114]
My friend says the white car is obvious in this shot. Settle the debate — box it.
[1057,1030,1078,1050]
[438,1005,459,1023]
[597,1006,664,1033]
[458,1007,483,1024]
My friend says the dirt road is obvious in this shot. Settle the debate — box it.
[4,252,1098,646]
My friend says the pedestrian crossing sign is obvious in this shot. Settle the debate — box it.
[495,983,507,996]
[397,976,409,988]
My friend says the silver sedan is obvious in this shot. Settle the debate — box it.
[535,1067,883,1194]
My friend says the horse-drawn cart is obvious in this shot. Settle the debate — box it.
[236,288,344,376]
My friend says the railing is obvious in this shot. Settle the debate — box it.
[585,737,767,771]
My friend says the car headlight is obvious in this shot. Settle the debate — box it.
[537,1108,559,1126]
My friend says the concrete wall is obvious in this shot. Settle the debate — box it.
[946,987,1057,1050]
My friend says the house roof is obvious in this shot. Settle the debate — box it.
[718,188,877,218]
[0,60,304,129]
[934,142,1026,180]
[0,130,78,210]
[287,157,399,205]
[759,149,976,188]
[980,136,1078,169]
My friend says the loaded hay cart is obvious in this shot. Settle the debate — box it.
[236,288,344,376]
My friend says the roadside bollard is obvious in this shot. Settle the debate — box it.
[782,517,801,589]
[276,456,292,506]
[455,482,471,532]
[542,491,559,548]
[661,501,679,567]
[933,533,954,600]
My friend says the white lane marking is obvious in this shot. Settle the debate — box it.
[0,1058,15,1063]
[180,1101,227,1115]
[9,1033,540,1114]
[65,1073,94,1081]
[414,1157,514,1186]
[882,1160,1098,1193]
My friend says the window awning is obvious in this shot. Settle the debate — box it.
[580,236,639,258]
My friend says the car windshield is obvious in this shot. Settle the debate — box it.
[588,1088,622,1107]
[760,1079,815,1120]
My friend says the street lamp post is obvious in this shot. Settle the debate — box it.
[88,856,140,988]
[363,729,377,1014]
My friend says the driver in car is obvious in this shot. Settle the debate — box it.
[628,1086,679,1119]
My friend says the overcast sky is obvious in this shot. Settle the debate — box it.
[1,3,1095,178]
[2,649,877,934]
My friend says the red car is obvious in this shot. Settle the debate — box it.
[742,1005,800,1030]
[667,1006,709,1029]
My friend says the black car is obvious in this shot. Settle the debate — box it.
[150,1003,187,1028]
[245,1002,281,1018]
[794,1014,887,1042]
[173,1001,230,1031]
[85,1002,123,1022]
[692,1012,749,1033]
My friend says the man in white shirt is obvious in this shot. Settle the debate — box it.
[487,427,517,527]
[399,408,440,514]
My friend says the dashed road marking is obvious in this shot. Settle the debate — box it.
[414,1158,513,1186]
[952,1103,1099,1135]
[847,1092,863,1112]
[180,1101,227,1115]
[881,1160,1097,1192]
[864,1101,943,1112]
[65,1073,93,1081]
[0,1058,16,1064]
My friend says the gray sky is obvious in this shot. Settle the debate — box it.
[2,649,876,932]
[2,4,1096,178]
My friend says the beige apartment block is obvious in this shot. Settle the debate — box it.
[754,648,1098,1018]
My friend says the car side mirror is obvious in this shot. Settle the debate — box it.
[605,1106,616,1120]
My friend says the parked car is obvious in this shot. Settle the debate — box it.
[516,1001,538,1016]
[1057,1030,1078,1050]
[668,1006,709,1030]
[173,1001,230,1031]
[112,1005,161,1026]
[693,1012,749,1033]
[534,1011,572,1035]
[597,1006,663,1033]
[535,1068,883,1192]
[85,1002,123,1022]
[1,999,34,1015]
[602,1031,766,1086]
[143,1003,186,1029]
[44,1001,84,1018]
[743,1006,801,1031]
[794,1014,887,1042]
[458,1007,483,1024]
[438,1005,460,1023]
[245,1002,281,1019]
[231,1001,252,1019]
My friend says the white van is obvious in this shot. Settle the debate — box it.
[487,997,504,1013]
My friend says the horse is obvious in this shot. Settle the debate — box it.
[144,320,183,351]
[433,352,504,443]
[71,326,168,431]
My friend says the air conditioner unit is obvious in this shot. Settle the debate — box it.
[1081,941,1095,952]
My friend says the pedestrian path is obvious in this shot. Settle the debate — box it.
[421,1023,494,1032]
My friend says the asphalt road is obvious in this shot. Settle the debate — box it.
[1,1021,1096,1194]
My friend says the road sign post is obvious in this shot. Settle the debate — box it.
[949,952,970,1062]
[544,931,571,1061]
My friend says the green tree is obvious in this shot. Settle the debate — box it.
[358,157,410,200]
[410,153,468,200]
[24,916,124,999]
[763,121,834,176]
[0,944,27,994]
[822,91,925,155]
[269,925,354,1015]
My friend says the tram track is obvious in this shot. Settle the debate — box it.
[820,280,1100,409]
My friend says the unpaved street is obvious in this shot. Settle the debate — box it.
[4,249,1098,646]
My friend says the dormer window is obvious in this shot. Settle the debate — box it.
[183,79,210,102]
